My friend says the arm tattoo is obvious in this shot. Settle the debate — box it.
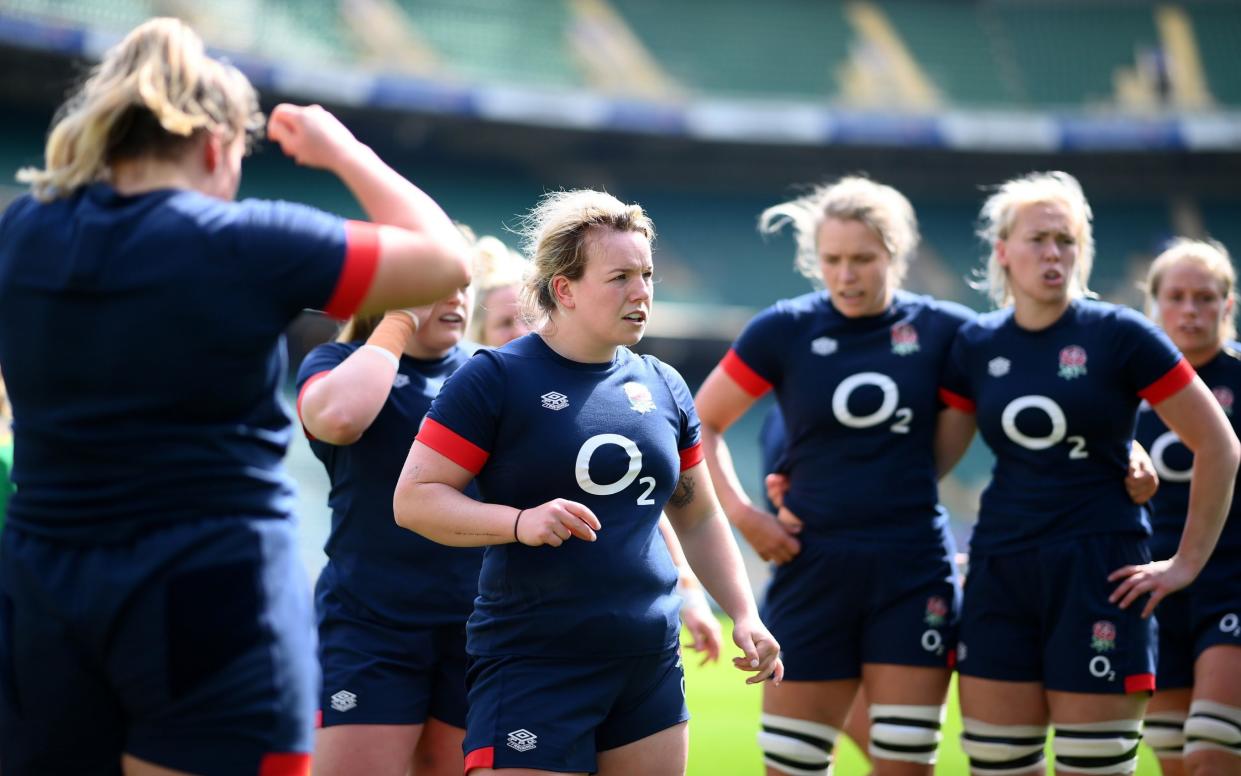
[669,473,696,509]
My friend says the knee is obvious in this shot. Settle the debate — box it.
[1054,719,1142,775]
[959,718,1047,775]
[1183,700,1241,761]
[868,704,943,766]
[757,713,838,776]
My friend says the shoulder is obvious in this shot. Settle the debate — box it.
[1080,299,1163,339]
[895,291,977,331]
[742,291,824,336]
[297,340,359,381]
[642,352,691,392]
[956,307,1010,340]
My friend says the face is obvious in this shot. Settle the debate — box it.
[816,217,893,317]
[556,228,653,350]
[479,284,530,347]
[1155,259,1232,359]
[997,200,1079,308]
[408,283,471,358]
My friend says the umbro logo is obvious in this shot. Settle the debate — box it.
[811,337,837,356]
[393,374,410,389]
[507,728,538,752]
[541,391,569,411]
[329,690,357,712]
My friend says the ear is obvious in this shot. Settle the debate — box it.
[1225,293,1235,322]
[994,239,1009,268]
[551,275,575,309]
[202,133,223,174]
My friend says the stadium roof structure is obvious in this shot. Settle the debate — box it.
[2,0,1240,152]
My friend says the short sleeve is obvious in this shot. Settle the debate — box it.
[653,359,704,470]
[721,305,788,397]
[231,200,379,321]
[417,351,504,475]
[1112,308,1194,404]
[294,342,356,441]
[938,329,976,413]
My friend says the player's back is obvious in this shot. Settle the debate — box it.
[0,184,348,540]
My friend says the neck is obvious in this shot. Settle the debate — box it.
[110,157,200,196]
[539,320,617,364]
[1184,343,1223,368]
[1012,296,1071,331]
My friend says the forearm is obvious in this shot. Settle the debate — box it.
[393,480,519,547]
[675,510,759,623]
[331,141,463,249]
[701,426,755,520]
[1178,447,1238,572]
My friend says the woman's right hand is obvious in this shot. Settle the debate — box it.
[735,503,800,565]
[514,499,601,547]
[267,104,360,171]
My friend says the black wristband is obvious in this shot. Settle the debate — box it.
[513,509,525,543]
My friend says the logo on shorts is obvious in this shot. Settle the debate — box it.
[541,391,569,411]
[811,336,838,357]
[329,690,357,712]
[1214,386,1235,416]
[507,729,538,752]
[924,596,948,627]
[891,323,920,356]
[1058,346,1088,380]
[988,357,1011,377]
[623,381,656,414]
[1091,620,1117,653]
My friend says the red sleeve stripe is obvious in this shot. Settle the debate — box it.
[720,349,772,397]
[464,747,495,772]
[680,441,704,471]
[296,371,331,440]
[322,220,381,321]
[416,417,490,475]
[938,387,976,414]
[1138,357,1195,405]
[1124,672,1155,694]
[259,753,311,776]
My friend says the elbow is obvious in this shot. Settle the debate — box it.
[306,411,366,446]
[392,481,422,534]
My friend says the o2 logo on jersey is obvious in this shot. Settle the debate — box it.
[832,372,912,434]
[575,433,657,505]
[1150,430,1192,483]
[999,395,1088,459]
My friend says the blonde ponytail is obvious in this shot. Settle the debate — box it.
[18,17,263,201]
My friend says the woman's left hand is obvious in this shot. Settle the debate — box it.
[1107,557,1198,618]
[680,601,722,666]
[730,616,783,685]
[1124,443,1159,505]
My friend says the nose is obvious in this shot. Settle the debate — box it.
[630,276,651,302]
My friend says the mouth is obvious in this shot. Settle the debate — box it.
[438,313,464,325]
[622,310,647,324]
[837,289,865,301]
[1042,268,1064,285]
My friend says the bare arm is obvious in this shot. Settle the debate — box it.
[1110,376,1240,616]
[267,104,470,315]
[695,366,800,564]
[393,441,601,547]
[299,346,401,445]
[663,460,783,684]
[658,514,722,664]
[933,407,976,480]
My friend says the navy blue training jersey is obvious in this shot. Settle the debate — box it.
[941,299,1193,554]
[297,342,483,626]
[722,290,974,544]
[416,333,703,658]
[1136,345,1241,560]
[0,184,378,542]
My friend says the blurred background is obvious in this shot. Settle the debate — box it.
[1,0,1238,587]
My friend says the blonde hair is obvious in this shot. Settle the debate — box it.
[759,176,919,288]
[468,235,529,342]
[517,190,654,327]
[975,171,1095,308]
[18,17,263,201]
[1146,237,1237,343]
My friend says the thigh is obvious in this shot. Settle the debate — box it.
[316,590,451,728]
[1194,644,1241,705]
[462,655,618,774]
[119,518,318,776]
[959,677,1049,726]
[597,650,689,754]
[412,716,467,776]
[862,546,959,671]
[596,721,688,776]
[862,664,951,707]
[0,531,126,775]
[313,724,423,776]
[762,541,866,682]
[1043,535,1156,695]
[762,679,862,730]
